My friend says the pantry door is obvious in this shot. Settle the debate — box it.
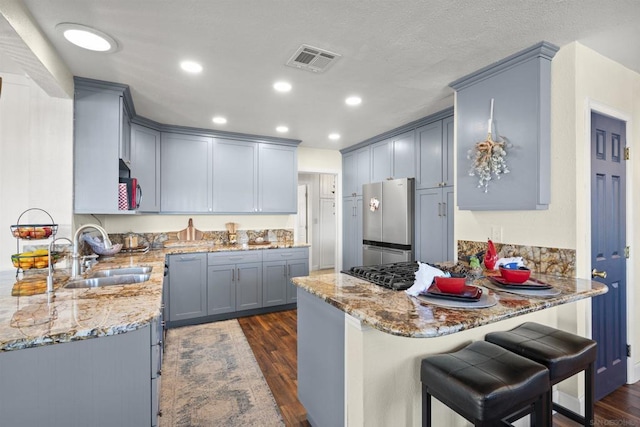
[590,111,627,400]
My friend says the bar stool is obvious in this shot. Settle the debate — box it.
[420,340,550,427]
[486,322,597,426]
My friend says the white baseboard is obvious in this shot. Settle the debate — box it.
[632,360,640,384]
[556,389,583,416]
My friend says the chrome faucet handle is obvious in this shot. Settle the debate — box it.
[81,254,99,273]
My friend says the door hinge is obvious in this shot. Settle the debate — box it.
[625,246,630,259]
[624,146,630,160]
[627,344,631,357]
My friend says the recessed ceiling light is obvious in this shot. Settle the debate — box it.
[345,96,362,106]
[56,23,118,52]
[276,126,289,133]
[181,61,203,73]
[328,133,341,140]
[273,81,292,92]
[212,116,227,124]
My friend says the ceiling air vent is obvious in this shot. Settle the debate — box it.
[286,44,341,73]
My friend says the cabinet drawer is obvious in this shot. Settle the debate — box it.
[208,251,263,265]
[263,248,308,262]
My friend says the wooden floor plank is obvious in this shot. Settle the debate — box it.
[240,309,640,427]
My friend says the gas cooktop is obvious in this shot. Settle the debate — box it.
[343,261,420,291]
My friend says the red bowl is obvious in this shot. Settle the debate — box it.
[499,266,531,283]
[434,276,466,294]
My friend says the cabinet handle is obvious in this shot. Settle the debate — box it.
[237,268,240,281]
[179,256,197,261]
[437,202,442,217]
[442,202,447,217]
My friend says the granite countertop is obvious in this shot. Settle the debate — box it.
[291,273,608,338]
[0,242,309,352]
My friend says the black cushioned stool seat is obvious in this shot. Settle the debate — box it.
[486,322,597,426]
[420,340,549,427]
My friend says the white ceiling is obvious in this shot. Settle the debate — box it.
[3,0,640,150]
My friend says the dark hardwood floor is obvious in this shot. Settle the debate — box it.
[240,309,640,427]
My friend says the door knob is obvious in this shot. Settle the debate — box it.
[591,269,607,279]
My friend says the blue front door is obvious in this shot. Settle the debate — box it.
[590,111,627,400]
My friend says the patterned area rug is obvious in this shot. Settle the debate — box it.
[159,320,284,427]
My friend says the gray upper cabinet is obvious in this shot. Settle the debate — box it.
[119,99,132,167]
[451,42,557,210]
[73,79,133,214]
[160,132,213,213]
[258,144,297,213]
[212,138,258,213]
[130,124,161,212]
[416,116,454,189]
[370,130,416,183]
[343,147,370,197]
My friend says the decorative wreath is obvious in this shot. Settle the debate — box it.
[467,99,509,192]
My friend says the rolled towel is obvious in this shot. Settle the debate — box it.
[405,262,447,297]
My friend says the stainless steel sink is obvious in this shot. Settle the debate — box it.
[65,273,151,289]
[89,266,153,277]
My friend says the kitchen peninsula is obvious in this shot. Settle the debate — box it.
[292,272,607,427]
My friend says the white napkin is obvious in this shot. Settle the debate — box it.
[493,256,525,270]
[405,262,446,297]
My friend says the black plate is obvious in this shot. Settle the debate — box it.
[425,283,483,301]
[489,276,553,290]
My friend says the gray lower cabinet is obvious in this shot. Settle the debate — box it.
[415,187,454,263]
[0,324,159,427]
[262,247,310,306]
[130,124,161,212]
[208,251,264,312]
[168,253,207,321]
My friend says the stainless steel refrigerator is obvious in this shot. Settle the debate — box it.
[362,178,414,266]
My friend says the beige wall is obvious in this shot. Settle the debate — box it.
[454,42,640,380]
[0,72,73,271]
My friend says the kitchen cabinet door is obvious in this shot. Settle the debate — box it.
[73,85,126,214]
[370,139,393,183]
[415,187,454,263]
[235,262,263,311]
[258,144,297,213]
[263,261,287,307]
[130,124,161,212]
[264,248,310,304]
[119,97,132,167]
[286,257,310,303]
[416,116,454,189]
[370,131,416,183]
[212,138,257,212]
[342,196,363,270]
[168,254,207,321]
[160,133,212,212]
[207,264,236,315]
[343,147,370,196]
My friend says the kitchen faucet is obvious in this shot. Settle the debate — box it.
[46,237,72,293]
[71,224,112,279]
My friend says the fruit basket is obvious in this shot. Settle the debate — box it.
[10,225,57,239]
[12,250,62,269]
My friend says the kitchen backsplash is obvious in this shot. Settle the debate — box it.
[106,228,294,250]
[457,240,576,277]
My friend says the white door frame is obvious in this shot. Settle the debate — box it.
[298,168,342,272]
[584,98,636,383]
